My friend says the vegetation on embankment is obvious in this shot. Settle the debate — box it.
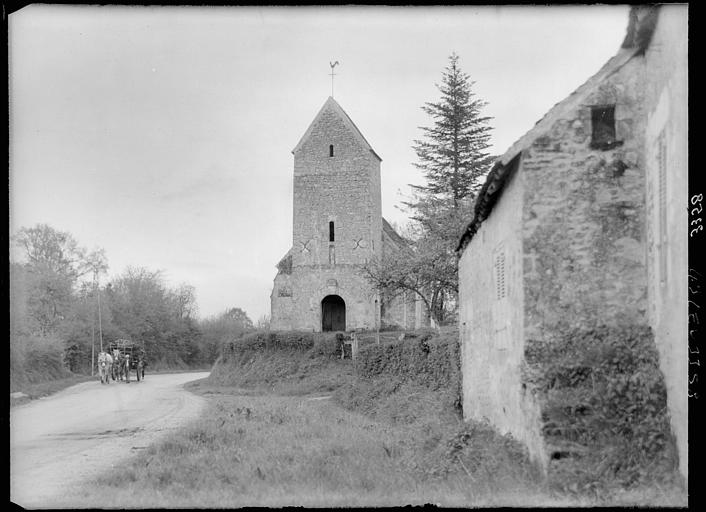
[11,335,75,391]
[202,327,547,501]
[525,325,682,493]
[208,330,358,395]
[63,327,686,507]
[69,386,560,508]
[333,327,462,424]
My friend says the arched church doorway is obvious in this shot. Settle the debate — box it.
[321,295,346,332]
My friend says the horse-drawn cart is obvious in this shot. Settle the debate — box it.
[108,339,147,382]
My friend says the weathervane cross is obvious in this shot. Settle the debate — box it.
[329,61,339,97]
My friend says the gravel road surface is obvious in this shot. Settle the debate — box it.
[10,371,209,509]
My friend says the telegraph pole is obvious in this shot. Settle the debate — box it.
[98,281,103,353]
[91,322,95,376]
[87,287,94,376]
[93,268,104,354]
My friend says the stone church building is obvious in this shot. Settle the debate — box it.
[271,97,427,332]
[457,5,687,481]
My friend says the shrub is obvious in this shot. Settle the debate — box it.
[334,327,463,421]
[524,325,680,493]
[210,330,355,394]
[11,334,73,390]
[355,328,460,392]
[428,420,540,486]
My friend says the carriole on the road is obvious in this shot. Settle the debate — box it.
[108,338,147,381]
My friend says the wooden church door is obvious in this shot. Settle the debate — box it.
[322,295,346,331]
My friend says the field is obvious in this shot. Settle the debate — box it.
[64,329,686,508]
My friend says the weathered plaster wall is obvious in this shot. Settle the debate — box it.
[458,162,546,467]
[522,57,648,342]
[642,5,688,481]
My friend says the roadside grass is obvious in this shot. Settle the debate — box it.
[68,385,576,508]
[10,375,95,407]
[208,345,359,396]
[61,328,686,508]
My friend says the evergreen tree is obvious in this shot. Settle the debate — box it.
[365,53,493,326]
[411,52,493,211]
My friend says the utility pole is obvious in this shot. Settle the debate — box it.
[98,281,103,353]
[93,268,104,355]
[91,280,96,376]
[86,287,94,376]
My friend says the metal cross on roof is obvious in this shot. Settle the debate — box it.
[329,61,339,97]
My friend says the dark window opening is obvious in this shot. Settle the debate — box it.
[329,221,335,242]
[329,144,334,157]
[590,105,622,150]
[322,295,345,332]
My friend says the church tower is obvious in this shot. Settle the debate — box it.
[270,97,383,331]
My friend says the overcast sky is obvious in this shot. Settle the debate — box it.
[9,4,630,322]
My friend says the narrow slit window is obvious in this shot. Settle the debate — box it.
[329,245,336,265]
[329,221,335,242]
[590,105,618,149]
[329,144,334,157]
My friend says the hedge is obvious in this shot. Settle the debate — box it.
[221,331,343,362]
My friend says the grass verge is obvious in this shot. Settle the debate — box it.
[68,384,574,508]
[10,375,95,407]
[61,328,686,507]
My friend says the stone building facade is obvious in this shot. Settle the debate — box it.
[271,97,426,332]
[456,5,687,481]
[641,6,688,481]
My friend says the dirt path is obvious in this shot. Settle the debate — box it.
[10,371,209,509]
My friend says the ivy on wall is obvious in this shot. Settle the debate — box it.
[524,325,680,492]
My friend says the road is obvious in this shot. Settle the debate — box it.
[10,371,210,509]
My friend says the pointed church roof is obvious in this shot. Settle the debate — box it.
[292,96,382,161]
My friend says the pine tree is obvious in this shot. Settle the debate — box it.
[411,52,493,210]
[365,54,494,326]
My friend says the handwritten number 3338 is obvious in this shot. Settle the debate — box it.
[692,194,703,237]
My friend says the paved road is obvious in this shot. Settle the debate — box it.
[10,371,209,509]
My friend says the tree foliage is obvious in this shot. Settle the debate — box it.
[411,52,493,208]
[365,53,493,325]
[198,308,255,363]
[10,223,253,377]
[105,267,201,367]
[11,224,105,336]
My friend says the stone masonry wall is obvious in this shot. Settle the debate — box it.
[273,265,377,331]
[642,5,688,481]
[272,99,382,331]
[522,56,648,341]
[292,106,381,270]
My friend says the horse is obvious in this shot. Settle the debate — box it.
[97,352,113,384]
[122,353,131,383]
[111,349,122,381]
